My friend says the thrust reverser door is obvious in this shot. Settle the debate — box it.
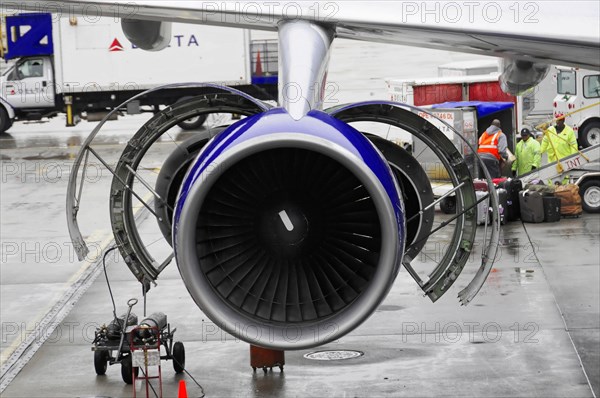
[328,102,500,304]
[66,88,271,289]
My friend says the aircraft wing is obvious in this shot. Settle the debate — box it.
[8,0,600,69]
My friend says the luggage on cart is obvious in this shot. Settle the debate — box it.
[497,188,508,225]
[492,177,508,186]
[498,178,523,221]
[519,191,544,223]
[543,196,561,222]
[473,179,489,192]
[525,183,555,196]
[476,190,490,225]
[554,184,583,216]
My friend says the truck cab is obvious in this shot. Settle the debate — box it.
[2,55,56,110]
[553,66,600,148]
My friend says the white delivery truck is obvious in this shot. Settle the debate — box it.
[553,66,600,148]
[0,13,278,133]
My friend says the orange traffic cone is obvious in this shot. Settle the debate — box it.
[178,380,188,398]
[255,50,263,76]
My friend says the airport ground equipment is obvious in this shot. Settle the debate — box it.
[250,346,285,373]
[129,315,168,398]
[92,299,185,385]
[518,144,600,213]
[0,13,277,132]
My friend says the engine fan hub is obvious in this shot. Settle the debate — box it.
[257,198,312,255]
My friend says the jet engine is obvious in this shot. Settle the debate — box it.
[67,90,498,353]
[121,19,172,51]
[499,59,550,95]
[173,109,405,349]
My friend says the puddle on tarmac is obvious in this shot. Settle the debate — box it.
[0,133,17,150]
[514,267,535,285]
[22,151,74,160]
[499,238,520,246]
[514,267,535,276]
[376,305,404,312]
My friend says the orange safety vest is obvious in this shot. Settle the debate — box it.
[478,130,502,160]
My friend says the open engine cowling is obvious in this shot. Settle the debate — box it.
[173,108,405,349]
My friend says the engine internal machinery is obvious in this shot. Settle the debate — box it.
[66,87,498,351]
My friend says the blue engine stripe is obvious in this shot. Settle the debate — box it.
[174,108,405,252]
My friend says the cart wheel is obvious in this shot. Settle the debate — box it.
[172,341,185,373]
[121,354,139,384]
[94,350,109,375]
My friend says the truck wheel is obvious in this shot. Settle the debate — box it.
[578,121,600,148]
[94,350,109,375]
[177,114,208,130]
[579,180,600,213]
[0,107,9,134]
[440,196,456,214]
[172,341,185,373]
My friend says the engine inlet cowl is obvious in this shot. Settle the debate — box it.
[174,109,404,349]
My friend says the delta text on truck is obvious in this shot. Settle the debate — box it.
[0,13,278,133]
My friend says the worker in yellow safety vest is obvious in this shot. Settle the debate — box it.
[541,115,578,162]
[512,128,541,176]
[477,119,508,178]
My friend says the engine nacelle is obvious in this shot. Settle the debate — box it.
[173,108,405,349]
[499,59,550,95]
[121,19,172,51]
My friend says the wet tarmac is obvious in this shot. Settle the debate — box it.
[1,41,599,397]
[1,115,598,396]
[1,192,598,397]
